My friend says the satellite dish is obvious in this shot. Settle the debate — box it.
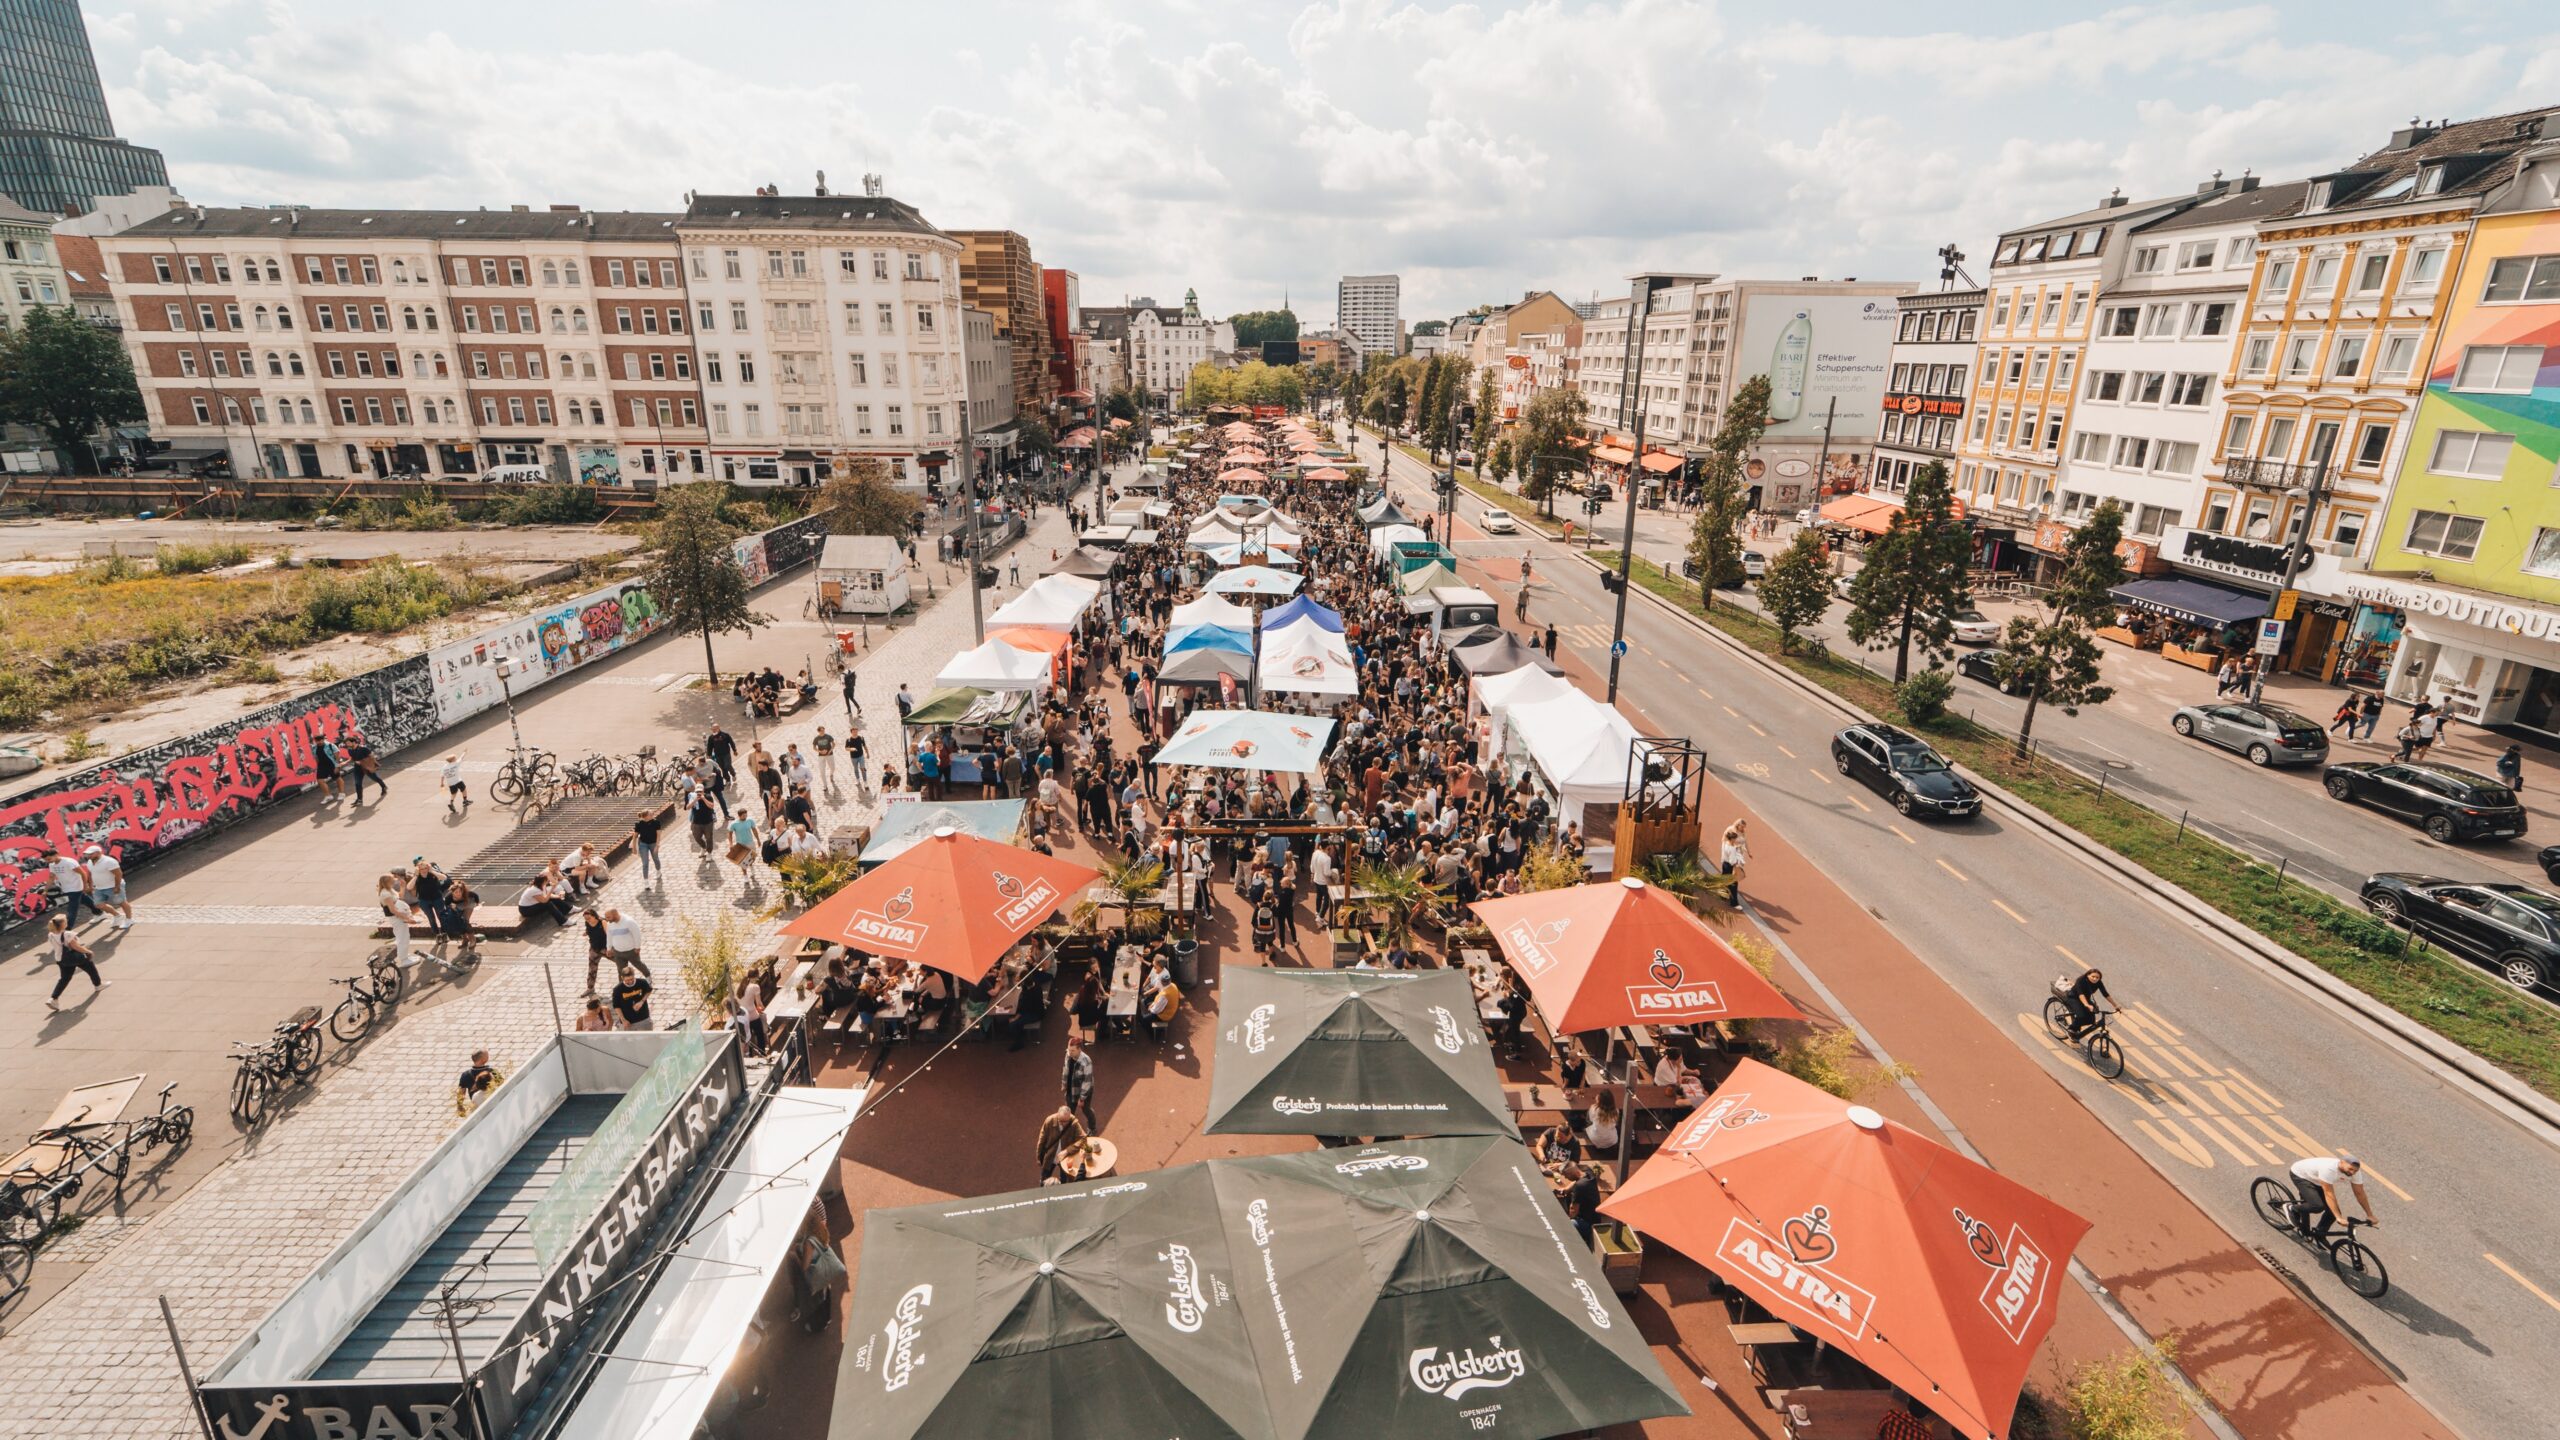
[2245,516,2272,539]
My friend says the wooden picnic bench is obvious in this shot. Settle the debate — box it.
[377,902,527,940]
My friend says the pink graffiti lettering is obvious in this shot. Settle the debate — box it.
[579,598,626,645]
[0,703,358,920]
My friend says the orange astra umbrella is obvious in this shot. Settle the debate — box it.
[1602,1060,2091,1439]
[1469,876,1803,1033]
[781,829,1098,982]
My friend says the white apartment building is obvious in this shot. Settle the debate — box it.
[1126,290,1232,396]
[1337,272,1401,362]
[0,195,69,328]
[2058,178,2301,548]
[1867,287,1981,502]
[962,304,1016,470]
[679,190,969,488]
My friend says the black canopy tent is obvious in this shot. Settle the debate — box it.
[834,1136,1687,1440]
[2108,575,2271,629]
[1205,969,1515,1137]
[1453,633,1565,677]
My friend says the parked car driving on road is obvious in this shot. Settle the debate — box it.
[2169,702,2330,767]
[2359,874,2560,993]
[1830,723,1981,819]
[1478,507,1517,534]
[2321,761,2526,843]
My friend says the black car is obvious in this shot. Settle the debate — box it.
[1830,723,1980,819]
[2321,761,2527,843]
[2359,874,2560,992]
[1955,649,2026,695]
[2541,844,2560,886]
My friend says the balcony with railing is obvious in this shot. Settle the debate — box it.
[2218,454,2327,492]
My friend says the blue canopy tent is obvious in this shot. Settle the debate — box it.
[859,799,1027,866]
[1168,624,1256,656]
[1260,595,1345,632]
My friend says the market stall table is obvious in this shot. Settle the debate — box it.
[1055,1136,1119,1181]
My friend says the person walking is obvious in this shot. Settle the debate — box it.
[2357,690,2384,741]
[610,962,654,1030]
[2410,708,2442,761]
[2498,743,2525,794]
[345,731,385,803]
[1037,1105,1089,1184]
[630,806,663,885]
[1543,622,1559,660]
[2392,716,2422,762]
[1061,1033,1097,1129]
[84,846,131,930]
[704,722,738,784]
[725,811,763,885]
[812,726,839,790]
[2329,696,2360,736]
[1718,821,1750,906]
[841,665,862,718]
[894,683,915,722]
[381,871,420,969]
[43,915,105,1009]
[603,907,649,980]
[442,754,471,813]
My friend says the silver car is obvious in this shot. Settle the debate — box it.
[2170,701,2331,767]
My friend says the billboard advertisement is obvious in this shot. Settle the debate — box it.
[1735,294,1900,440]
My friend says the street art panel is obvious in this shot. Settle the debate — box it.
[428,576,667,728]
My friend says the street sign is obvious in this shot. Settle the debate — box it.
[2254,618,2285,657]
[2272,589,2300,622]
[1612,640,1629,658]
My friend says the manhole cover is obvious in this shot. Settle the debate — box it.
[2101,759,2134,770]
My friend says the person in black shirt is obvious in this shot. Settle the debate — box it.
[783,784,817,830]
[582,909,610,994]
[457,1050,500,1108]
[631,808,664,886]
[611,964,654,1030]
[1563,1163,1604,1246]
[704,724,737,783]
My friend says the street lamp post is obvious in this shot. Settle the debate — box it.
[2247,433,2337,706]
[1605,276,1675,704]
[493,656,527,757]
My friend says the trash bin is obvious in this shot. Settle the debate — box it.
[1172,938,1200,988]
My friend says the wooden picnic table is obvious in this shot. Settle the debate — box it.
[1728,1322,1801,1347]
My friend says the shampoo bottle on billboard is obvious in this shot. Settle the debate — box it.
[1768,311,1812,422]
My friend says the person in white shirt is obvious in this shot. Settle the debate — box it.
[442,755,470,813]
[1585,1091,1622,1153]
[602,907,648,978]
[561,843,606,893]
[48,852,96,928]
[1653,1052,1690,1090]
[2288,1153,2377,1239]
[84,846,132,929]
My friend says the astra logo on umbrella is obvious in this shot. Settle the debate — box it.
[1715,1207,1878,1344]
[1409,1335,1528,1401]
[1500,917,1572,977]
[988,869,1062,931]
[1227,739,1259,759]
[1956,1207,2056,1344]
[1291,654,1326,678]
[1666,1091,1771,1154]
[1625,946,1727,1020]
[846,887,928,954]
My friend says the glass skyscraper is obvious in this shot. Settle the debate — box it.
[0,0,166,215]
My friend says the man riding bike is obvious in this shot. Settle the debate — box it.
[2289,1153,2377,1239]
[2057,966,2112,1039]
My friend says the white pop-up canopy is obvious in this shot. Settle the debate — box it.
[934,638,1052,692]
[1170,593,1255,633]
[985,573,1102,632]
[1259,621,1359,696]
[1368,524,1428,561]
[1507,691,1657,812]
[1476,663,1576,716]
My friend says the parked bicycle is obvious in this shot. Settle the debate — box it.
[2250,1176,2390,1298]
[329,956,407,1044]
[489,746,559,806]
[1,1081,195,1248]
[229,1012,317,1126]
[2041,985,2126,1079]
[1,1235,28,1307]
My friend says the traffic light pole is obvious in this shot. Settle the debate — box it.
[1605,278,1670,705]
[2247,433,2336,706]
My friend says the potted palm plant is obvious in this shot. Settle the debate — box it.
[674,914,748,1027]
[1349,860,1448,957]
[1640,849,1735,913]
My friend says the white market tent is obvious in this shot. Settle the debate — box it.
[985,573,1102,632]
[1368,524,1428,561]
[1507,691,1658,812]
[934,638,1053,692]
[1259,622,1360,697]
[814,535,911,617]
[1170,593,1255,633]
[1206,566,1303,597]
[1476,663,1576,716]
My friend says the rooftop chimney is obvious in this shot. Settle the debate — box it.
[2197,168,2227,195]
[548,204,579,212]
[509,203,529,213]
[2389,116,2441,151]
[2099,187,2128,209]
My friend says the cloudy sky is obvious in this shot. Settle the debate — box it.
[91,0,2560,328]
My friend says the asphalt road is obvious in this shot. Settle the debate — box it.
[1363,430,2560,1440]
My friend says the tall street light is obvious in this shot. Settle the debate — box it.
[1605,275,1676,704]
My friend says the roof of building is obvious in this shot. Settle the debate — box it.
[1998,192,2194,244]
[682,192,944,237]
[110,205,688,241]
[2138,177,2315,233]
[0,194,55,226]
[2286,106,2560,220]
[1895,286,1986,308]
[52,233,110,296]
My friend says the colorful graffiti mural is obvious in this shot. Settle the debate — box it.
[1,660,439,926]
[428,577,668,727]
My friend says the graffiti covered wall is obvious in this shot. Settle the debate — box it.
[1,660,438,925]
[428,576,667,728]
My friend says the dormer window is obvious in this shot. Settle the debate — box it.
[2305,180,2332,212]
[2416,164,2446,196]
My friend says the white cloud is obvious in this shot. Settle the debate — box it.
[83,0,2560,326]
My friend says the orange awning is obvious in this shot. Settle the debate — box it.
[1470,876,1803,1033]
[1639,452,1683,474]
[1818,494,1890,529]
[1604,1061,2092,1440]
[1590,445,1635,465]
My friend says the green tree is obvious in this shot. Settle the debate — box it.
[1514,387,1588,517]
[1103,386,1144,422]
[1842,460,1973,681]
[1420,357,1464,459]
[647,484,764,685]
[821,458,921,536]
[1229,309,1300,348]
[1757,530,1832,653]
[1014,411,1059,466]
[1991,501,2127,758]
[1470,369,1501,460]
[0,306,145,472]
[1685,374,1771,608]
[1485,436,1515,486]
[1342,365,1367,423]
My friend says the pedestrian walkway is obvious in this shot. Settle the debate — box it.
[0,486,1093,1435]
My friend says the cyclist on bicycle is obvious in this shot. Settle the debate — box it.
[2057,966,2112,1039]
[2289,1153,2377,1239]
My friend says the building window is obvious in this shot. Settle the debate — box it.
[2102,306,2139,338]
[2263,256,2295,297]
[2142,304,2179,338]
[738,353,756,383]
[2330,335,2367,379]
[2482,255,2560,303]
[2454,344,2543,394]
[2132,504,2176,537]
[2111,436,2150,469]
[2353,423,2392,469]
[847,353,867,384]
[2403,248,2446,292]
[2131,245,2166,275]
[2177,240,2215,270]
[887,405,905,437]
[2427,429,2514,479]
[2189,302,2232,337]
[2404,509,2485,561]
[2524,528,2560,578]
[2307,255,2340,293]
[2168,373,2211,406]
[2201,493,2233,531]
[1991,294,2011,329]
[2151,441,2198,475]
[2086,370,2124,402]
[2375,333,2420,381]
[2281,336,2317,378]
[2130,372,2165,404]
[2353,252,2390,295]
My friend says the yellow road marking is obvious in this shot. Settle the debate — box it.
[2485,1254,2560,1314]
[1747,723,1769,737]
[1934,858,1968,883]
[1809,768,1832,785]
[1990,897,2028,924]
[1721,705,1739,718]
[2054,944,2087,967]
[1889,825,1916,845]
[2355,1163,2415,1205]
[1843,792,1871,812]
[1776,744,1796,759]
[1696,687,1714,702]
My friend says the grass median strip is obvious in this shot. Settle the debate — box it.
[1595,548,2560,1100]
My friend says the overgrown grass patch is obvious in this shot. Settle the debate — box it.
[1598,549,2560,1098]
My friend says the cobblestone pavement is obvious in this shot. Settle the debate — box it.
[0,484,1094,1437]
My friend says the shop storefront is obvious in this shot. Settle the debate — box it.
[2346,578,2560,738]
[2157,526,2354,682]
